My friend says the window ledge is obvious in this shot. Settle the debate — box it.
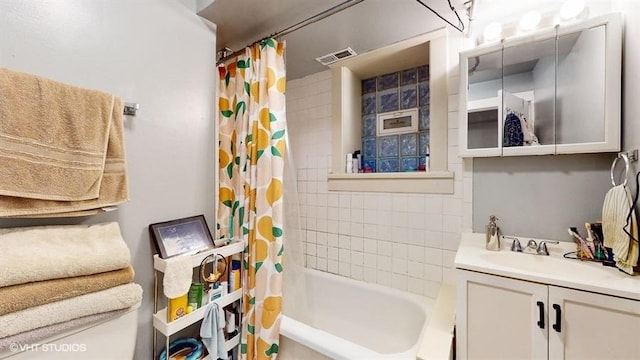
[327,171,454,194]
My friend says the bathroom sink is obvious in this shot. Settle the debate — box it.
[477,250,618,283]
[456,232,640,301]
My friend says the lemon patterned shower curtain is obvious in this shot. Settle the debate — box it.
[216,38,286,360]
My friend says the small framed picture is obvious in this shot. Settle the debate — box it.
[149,215,215,259]
[377,108,419,136]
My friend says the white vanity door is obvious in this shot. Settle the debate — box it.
[548,286,640,360]
[457,270,548,360]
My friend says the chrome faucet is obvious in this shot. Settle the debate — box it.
[535,240,560,256]
[503,236,558,256]
[503,236,522,252]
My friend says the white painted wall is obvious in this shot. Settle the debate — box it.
[0,1,216,358]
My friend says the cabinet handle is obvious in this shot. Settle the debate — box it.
[552,304,561,333]
[536,301,545,329]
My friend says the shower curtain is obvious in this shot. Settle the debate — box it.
[216,38,287,360]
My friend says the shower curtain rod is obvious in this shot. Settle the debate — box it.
[216,0,364,65]
[216,0,466,65]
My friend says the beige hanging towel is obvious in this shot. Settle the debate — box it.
[602,184,639,275]
[0,67,129,216]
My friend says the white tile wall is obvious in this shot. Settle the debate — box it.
[285,30,467,299]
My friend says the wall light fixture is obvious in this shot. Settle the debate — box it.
[483,21,503,43]
[518,10,541,33]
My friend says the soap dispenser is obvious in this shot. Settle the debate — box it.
[485,215,500,251]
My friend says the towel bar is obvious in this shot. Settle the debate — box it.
[611,149,638,186]
[123,102,139,116]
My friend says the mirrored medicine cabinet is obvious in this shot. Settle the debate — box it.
[458,13,621,158]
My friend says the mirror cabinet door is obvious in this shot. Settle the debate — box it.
[556,25,606,146]
[466,49,502,152]
[460,13,619,158]
[501,36,556,154]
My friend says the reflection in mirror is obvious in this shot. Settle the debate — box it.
[556,25,606,145]
[502,37,556,149]
[466,49,502,150]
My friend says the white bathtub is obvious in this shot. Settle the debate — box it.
[279,269,444,360]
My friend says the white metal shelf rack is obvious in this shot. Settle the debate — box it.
[152,241,244,359]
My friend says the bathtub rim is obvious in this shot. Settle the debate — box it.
[281,268,435,359]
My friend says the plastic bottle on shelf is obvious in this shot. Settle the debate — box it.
[225,307,237,338]
[209,282,223,302]
[201,286,210,306]
[187,283,203,310]
[228,260,241,293]
[219,281,228,296]
[425,145,430,172]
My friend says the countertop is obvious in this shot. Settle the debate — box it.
[455,232,640,301]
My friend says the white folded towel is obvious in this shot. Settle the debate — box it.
[0,283,142,338]
[163,255,193,299]
[0,222,131,287]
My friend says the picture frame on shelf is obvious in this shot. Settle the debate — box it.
[150,215,215,259]
[376,108,418,136]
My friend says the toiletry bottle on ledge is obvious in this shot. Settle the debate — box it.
[425,145,430,172]
[485,215,500,251]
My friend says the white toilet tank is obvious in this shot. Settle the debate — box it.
[0,303,140,360]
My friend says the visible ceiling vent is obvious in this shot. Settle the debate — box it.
[315,47,357,66]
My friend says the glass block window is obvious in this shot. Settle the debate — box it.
[361,65,429,173]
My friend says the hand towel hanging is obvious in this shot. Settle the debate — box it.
[0,67,129,217]
[602,184,639,274]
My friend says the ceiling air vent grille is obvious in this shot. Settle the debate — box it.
[315,47,357,66]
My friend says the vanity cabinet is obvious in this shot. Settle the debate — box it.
[457,270,548,359]
[547,286,640,359]
[459,13,621,158]
[455,233,640,360]
[457,270,640,360]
